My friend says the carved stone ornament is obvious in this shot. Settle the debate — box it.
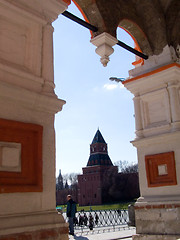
[90,32,118,67]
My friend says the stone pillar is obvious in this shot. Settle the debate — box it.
[133,95,143,138]
[124,46,180,240]
[42,23,56,96]
[167,83,180,130]
[0,0,69,239]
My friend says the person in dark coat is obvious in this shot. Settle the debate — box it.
[89,213,94,230]
[66,195,77,236]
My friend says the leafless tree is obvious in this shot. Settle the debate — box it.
[114,160,138,173]
[102,161,140,203]
[56,172,79,205]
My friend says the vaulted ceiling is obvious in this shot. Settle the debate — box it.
[72,0,180,56]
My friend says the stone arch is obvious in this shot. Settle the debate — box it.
[74,0,169,56]
[131,0,167,55]
[118,19,153,56]
[72,0,93,37]
[166,0,180,52]
[72,0,106,37]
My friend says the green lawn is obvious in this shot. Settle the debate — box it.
[57,201,135,212]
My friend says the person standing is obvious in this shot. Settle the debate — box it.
[89,213,94,230]
[66,195,77,236]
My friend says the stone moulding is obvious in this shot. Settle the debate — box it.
[0,227,68,240]
[0,80,66,114]
[135,203,180,210]
[0,210,68,239]
[124,62,180,87]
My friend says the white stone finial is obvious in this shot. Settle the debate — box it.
[90,32,118,67]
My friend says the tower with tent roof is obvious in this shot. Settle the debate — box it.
[78,129,118,206]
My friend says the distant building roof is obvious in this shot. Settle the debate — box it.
[91,129,106,144]
[87,154,112,166]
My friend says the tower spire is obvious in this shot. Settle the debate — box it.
[87,129,113,166]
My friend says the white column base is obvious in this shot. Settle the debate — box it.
[0,211,68,239]
[133,234,180,240]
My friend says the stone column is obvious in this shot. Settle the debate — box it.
[133,95,143,138]
[124,46,180,240]
[42,23,56,96]
[0,0,69,239]
[168,83,180,130]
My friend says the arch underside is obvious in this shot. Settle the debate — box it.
[73,0,180,56]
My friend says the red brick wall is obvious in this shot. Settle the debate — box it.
[78,171,102,205]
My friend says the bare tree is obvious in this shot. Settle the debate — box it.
[114,160,138,173]
[102,161,140,203]
[56,172,79,205]
[62,172,79,186]
[68,173,78,186]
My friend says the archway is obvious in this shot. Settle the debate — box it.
[53,1,138,177]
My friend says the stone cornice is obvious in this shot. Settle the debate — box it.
[131,130,180,148]
[0,81,66,114]
[0,0,68,24]
[124,63,180,96]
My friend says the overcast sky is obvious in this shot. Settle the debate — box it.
[53,2,137,176]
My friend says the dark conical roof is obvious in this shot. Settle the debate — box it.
[87,154,113,166]
[87,129,113,167]
[91,129,106,144]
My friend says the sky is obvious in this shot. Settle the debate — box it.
[53,2,137,176]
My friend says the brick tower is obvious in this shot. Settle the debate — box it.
[78,129,118,206]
